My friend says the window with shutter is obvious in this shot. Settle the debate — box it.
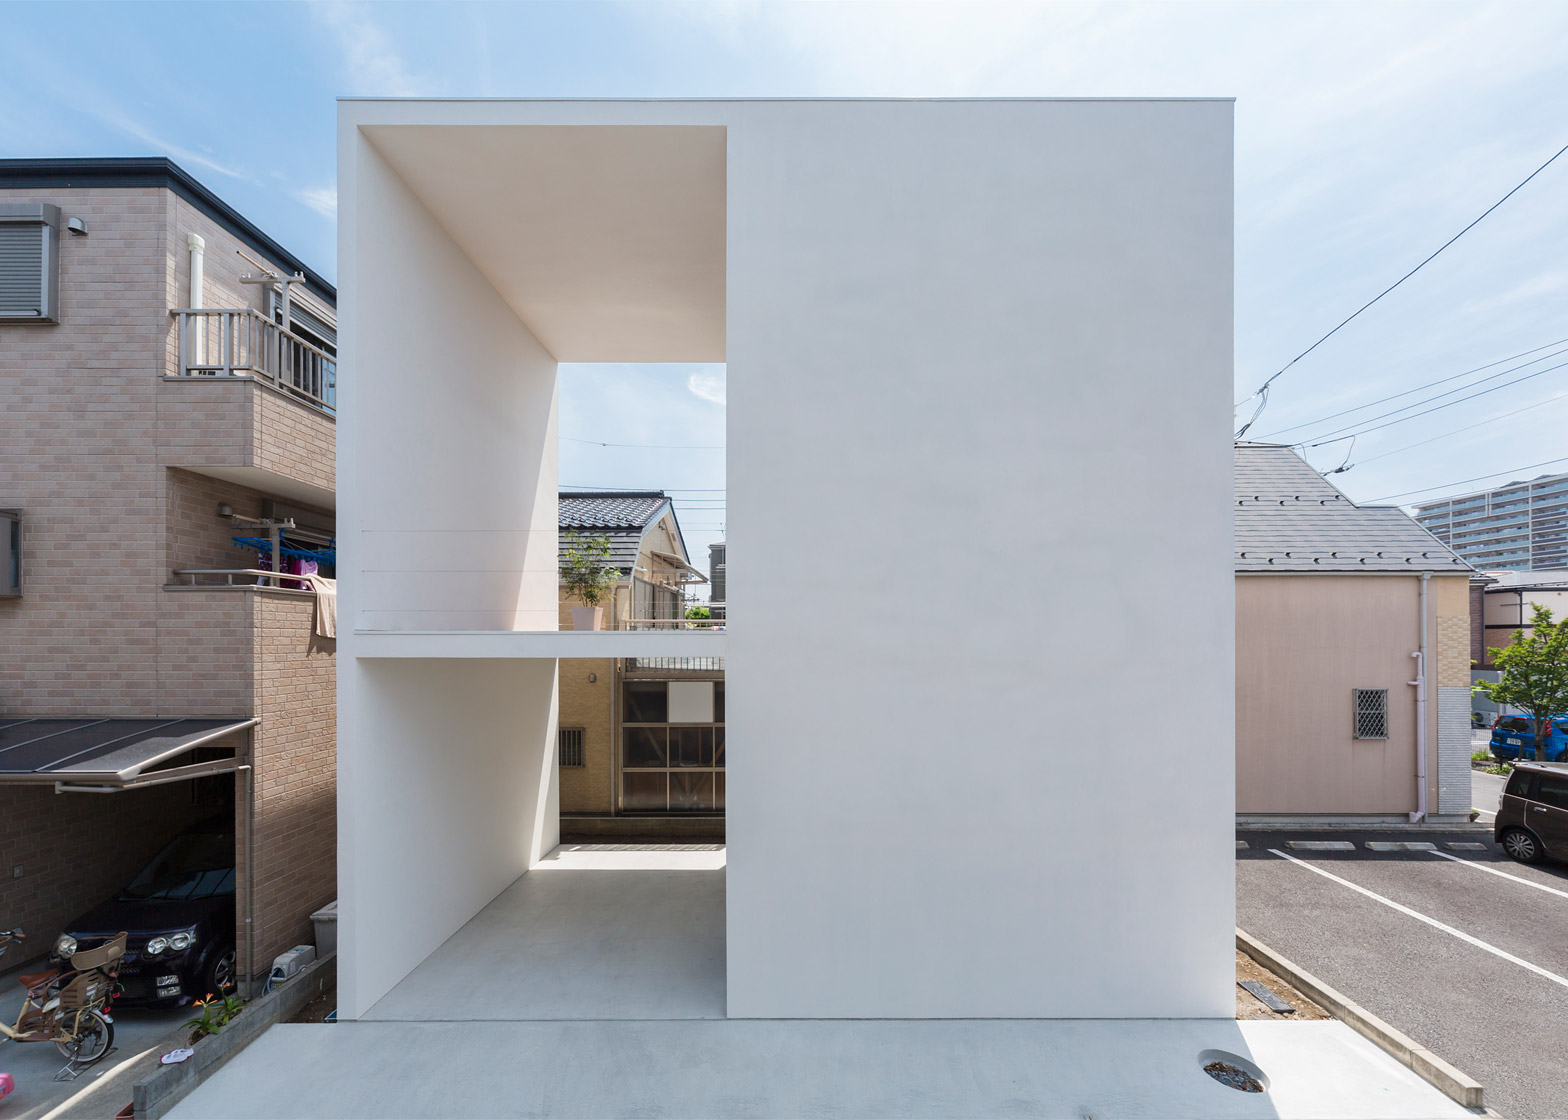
[0,204,61,323]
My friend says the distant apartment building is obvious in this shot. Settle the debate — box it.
[1413,470,1568,571]
[0,158,337,995]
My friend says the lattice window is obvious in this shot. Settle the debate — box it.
[558,727,586,768]
[1353,689,1388,740]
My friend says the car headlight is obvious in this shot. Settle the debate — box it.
[54,933,77,958]
[145,936,169,956]
[168,931,195,952]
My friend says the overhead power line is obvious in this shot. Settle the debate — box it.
[1350,391,1568,467]
[1366,456,1568,503]
[1235,136,1568,438]
[1254,336,1568,440]
[1303,356,1568,447]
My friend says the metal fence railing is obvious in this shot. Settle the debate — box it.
[172,309,335,413]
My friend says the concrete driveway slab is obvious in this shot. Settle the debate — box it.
[168,1018,1469,1119]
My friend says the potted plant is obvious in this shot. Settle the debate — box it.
[560,531,620,631]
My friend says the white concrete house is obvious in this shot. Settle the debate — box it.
[163,96,1481,1120]
[336,98,1238,1023]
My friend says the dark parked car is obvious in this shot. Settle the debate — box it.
[1495,763,1568,865]
[51,819,236,1006]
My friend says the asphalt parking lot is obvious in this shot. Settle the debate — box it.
[1237,792,1568,1118]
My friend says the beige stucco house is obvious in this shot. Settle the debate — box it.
[0,158,337,994]
[555,490,721,839]
[1235,443,1475,825]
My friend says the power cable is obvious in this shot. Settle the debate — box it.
[1301,355,1568,447]
[1235,137,1568,438]
[1254,336,1568,439]
[1365,456,1568,503]
[1349,392,1568,467]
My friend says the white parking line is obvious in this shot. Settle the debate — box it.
[1427,849,1568,900]
[1268,848,1568,990]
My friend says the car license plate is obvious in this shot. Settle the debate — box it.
[1507,737,1522,745]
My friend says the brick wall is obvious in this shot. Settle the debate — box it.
[558,657,616,813]
[1470,579,1489,668]
[248,594,335,973]
[0,180,337,981]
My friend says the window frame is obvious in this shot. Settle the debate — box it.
[1353,688,1389,740]
[0,203,62,324]
[0,509,20,597]
[558,726,586,768]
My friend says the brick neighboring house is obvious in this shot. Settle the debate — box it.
[0,158,337,994]
[555,491,721,840]
[1235,442,1475,825]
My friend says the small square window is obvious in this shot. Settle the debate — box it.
[558,727,585,768]
[1353,689,1388,740]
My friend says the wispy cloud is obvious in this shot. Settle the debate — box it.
[310,0,425,97]
[92,109,255,183]
[294,184,338,217]
[688,371,726,405]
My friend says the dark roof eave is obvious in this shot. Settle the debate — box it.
[0,158,334,304]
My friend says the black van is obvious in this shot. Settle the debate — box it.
[1495,763,1568,864]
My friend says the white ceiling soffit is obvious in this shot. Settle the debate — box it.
[364,125,726,363]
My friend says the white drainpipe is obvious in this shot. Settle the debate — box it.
[188,233,205,308]
[1409,572,1430,823]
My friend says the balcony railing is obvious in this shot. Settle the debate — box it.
[169,568,317,591]
[172,309,335,413]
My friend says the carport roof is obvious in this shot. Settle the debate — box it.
[0,718,255,789]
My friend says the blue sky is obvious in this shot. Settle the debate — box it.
[5,1,1568,562]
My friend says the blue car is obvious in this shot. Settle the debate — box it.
[1490,715,1568,763]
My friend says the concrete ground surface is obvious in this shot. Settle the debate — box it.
[363,844,726,1021]
[0,963,187,1120]
[172,844,1471,1119]
[167,1018,1470,1120]
[1237,819,1568,1119]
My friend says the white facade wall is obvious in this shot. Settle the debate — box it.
[725,100,1234,1018]
[338,99,1234,1021]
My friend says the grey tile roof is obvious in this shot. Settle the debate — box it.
[558,491,673,574]
[1235,443,1472,574]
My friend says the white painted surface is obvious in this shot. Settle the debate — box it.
[724,99,1234,1017]
[338,99,1234,1020]
[343,128,560,635]
[667,679,715,723]
[351,628,725,659]
[363,124,726,362]
[337,658,559,1018]
[169,1019,1469,1119]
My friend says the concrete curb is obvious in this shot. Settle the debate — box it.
[132,952,335,1120]
[1236,929,1483,1111]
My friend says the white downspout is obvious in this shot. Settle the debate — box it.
[188,233,205,308]
[1409,572,1430,823]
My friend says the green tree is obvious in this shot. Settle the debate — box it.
[1476,604,1568,762]
[559,532,620,607]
